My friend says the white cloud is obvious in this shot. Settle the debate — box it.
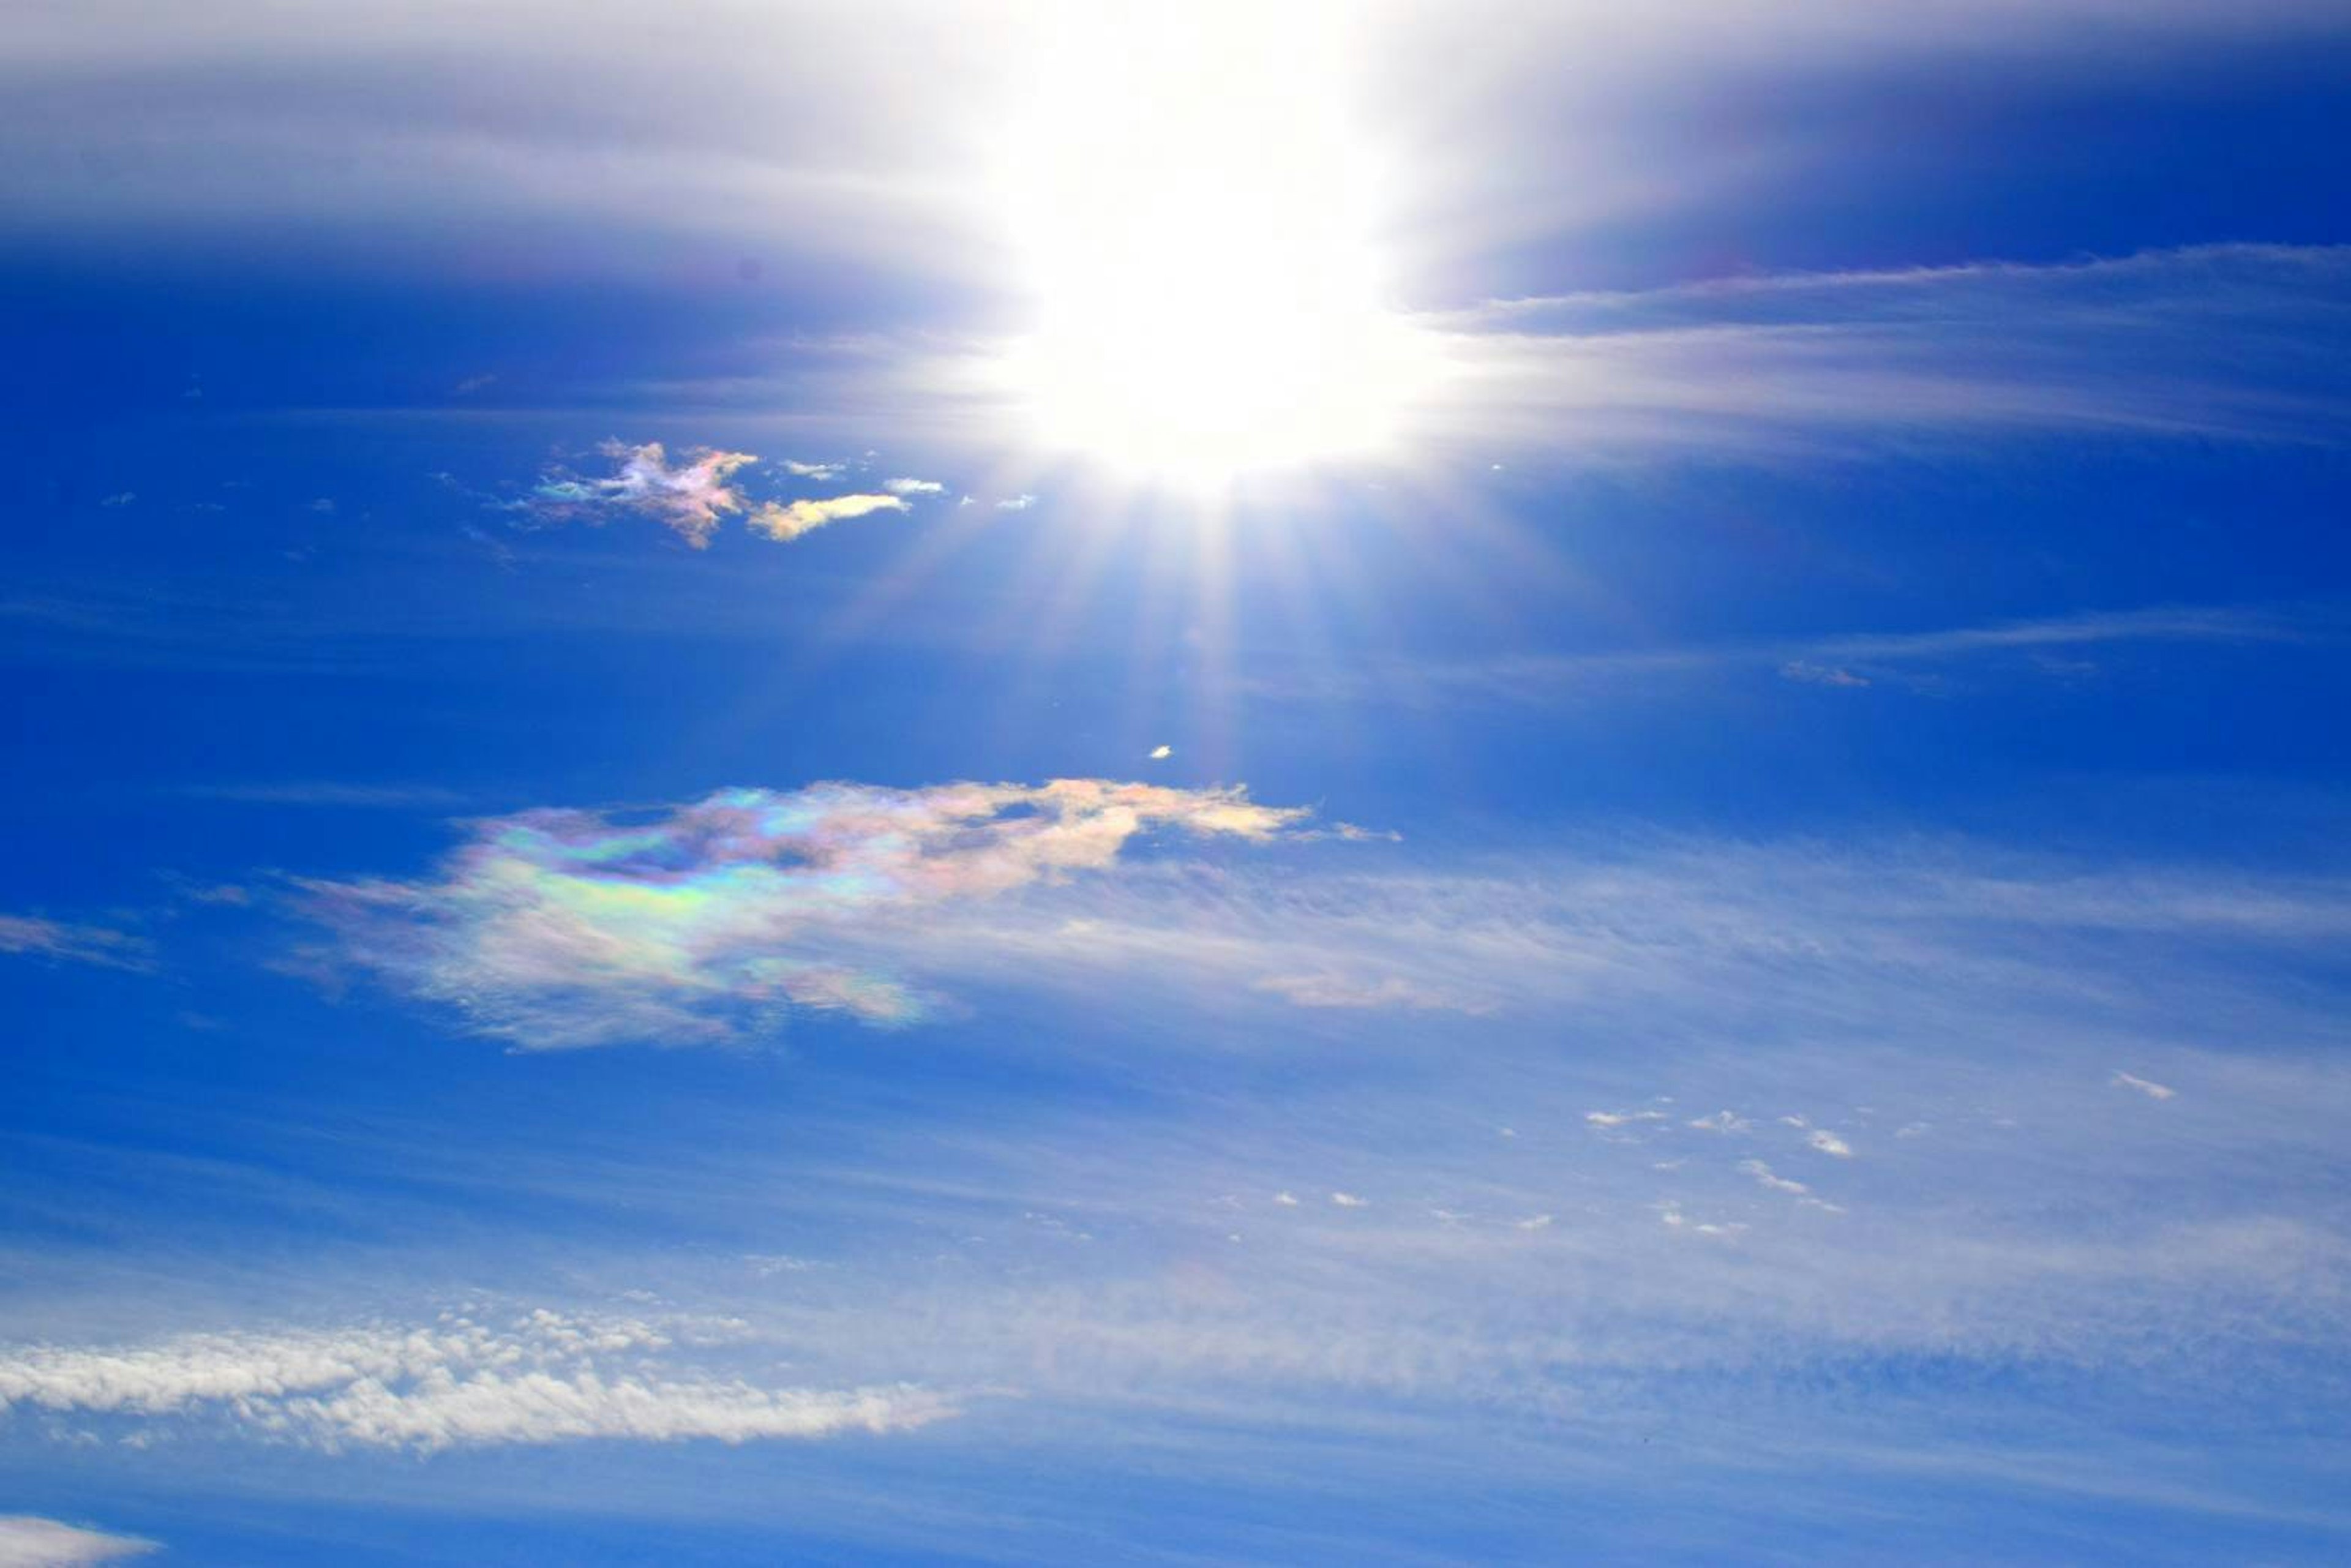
[0,1518,154,1567]
[1587,1111,1666,1128]
[1738,1159,1810,1196]
[0,1308,954,1454]
[1330,1192,1368,1208]
[780,460,845,480]
[1806,1130,1855,1158]
[1149,745,1172,760]
[2112,1070,2178,1100]
[995,493,1037,511]
[1687,1110,1749,1133]
[881,476,945,496]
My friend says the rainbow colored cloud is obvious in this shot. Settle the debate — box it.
[303,779,1318,1049]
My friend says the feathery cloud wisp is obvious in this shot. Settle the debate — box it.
[2112,1070,2178,1100]
[0,915,151,972]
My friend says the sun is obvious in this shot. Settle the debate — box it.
[990,6,1433,487]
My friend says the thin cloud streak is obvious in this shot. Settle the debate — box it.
[1248,602,2334,708]
[0,914,151,972]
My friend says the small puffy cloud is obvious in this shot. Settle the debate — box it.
[528,441,759,547]
[1806,1130,1855,1158]
[748,493,909,543]
[301,778,1321,1049]
[2112,1070,2177,1100]
[1738,1159,1810,1195]
[781,460,845,480]
[451,373,497,396]
[1657,1202,1743,1237]
[1780,661,1870,688]
[996,493,1038,511]
[1687,1110,1749,1133]
[1149,745,1172,760]
[1330,1192,1368,1208]
[882,477,945,496]
[307,497,336,514]
[1515,1214,1553,1231]
[0,1308,953,1454]
[0,1517,155,1567]
[0,915,150,972]
[99,492,135,508]
[1273,1191,1299,1206]
[1586,1110,1666,1128]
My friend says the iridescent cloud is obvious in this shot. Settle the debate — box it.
[527,440,758,548]
[302,779,1318,1049]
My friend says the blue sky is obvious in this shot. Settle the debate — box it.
[4,2,2351,1563]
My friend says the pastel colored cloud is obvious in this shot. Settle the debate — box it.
[302,778,1319,1049]
[0,1517,154,1567]
[0,1308,952,1453]
[528,440,759,547]
[882,476,945,496]
[748,493,909,542]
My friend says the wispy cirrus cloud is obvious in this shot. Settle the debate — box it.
[1415,244,2351,455]
[0,1517,154,1567]
[299,779,1324,1049]
[0,1307,952,1453]
[1249,970,1490,1014]
[0,914,150,972]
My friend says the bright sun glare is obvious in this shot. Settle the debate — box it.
[995,7,1431,486]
